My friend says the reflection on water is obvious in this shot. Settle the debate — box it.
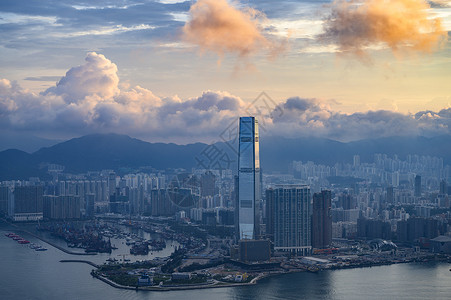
[1,220,451,300]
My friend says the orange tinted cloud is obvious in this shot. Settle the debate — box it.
[182,0,279,59]
[321,0,448,57]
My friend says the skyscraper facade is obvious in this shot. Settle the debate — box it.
[237,117,261,240]
[312,190,332,249]
[267,185,311,255]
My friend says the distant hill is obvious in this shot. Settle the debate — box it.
[0,132,61,153]
[32,133,207,173]
[0,133,450,180]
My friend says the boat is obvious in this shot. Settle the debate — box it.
[18,239,30,244]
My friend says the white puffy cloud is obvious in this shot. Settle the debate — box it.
[0,52,450,143]
[1,52,248,142]
[43,52,120,103]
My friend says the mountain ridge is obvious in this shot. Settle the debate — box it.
[0,133,450,180]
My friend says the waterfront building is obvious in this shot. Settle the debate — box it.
[150,189,177,216]
[0,185,11,215]
[357,218,391,240]
[237,117,261,240]
[397,217,445,243]
[267,185,311,255]
[430,236,451,254]
[312,190,332,249]
[43,195,81,219]
[10,185,43,221]
[237,239,271,262]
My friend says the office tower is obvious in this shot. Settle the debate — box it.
[237,117,261,240]
[415,175,422,197]
[10,186,44,221]
[312,190,332,249]
[267,185,311,255]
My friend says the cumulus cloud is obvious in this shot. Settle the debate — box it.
[0,52,450,143]
[182,0,283,59]
[269,97,451,141]
[1,52,248,142]
[43,52,120,103]
[320,0,448,58]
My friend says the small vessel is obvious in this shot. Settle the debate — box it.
[35,247,48,251]
[18,239,30,244]
[106,258,118,262]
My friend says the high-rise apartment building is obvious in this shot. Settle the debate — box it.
[237,117,261,240]
[0,186,11,215]
[439,180,447,195]
[43,195,81,219]
[312,190,332,249]
[10,186,44,221]
[415,175,422,197]
[266,185,311,255]
[201,171,216,197]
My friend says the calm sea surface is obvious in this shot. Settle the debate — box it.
[1,220,451,300]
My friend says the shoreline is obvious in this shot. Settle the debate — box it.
[1,218,95,256]
[90,270,263,292]
[87,257,449,293]
[3,219,449,293]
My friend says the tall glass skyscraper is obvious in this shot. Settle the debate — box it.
[237,117,261,240]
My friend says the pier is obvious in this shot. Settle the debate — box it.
[60,260,99,268]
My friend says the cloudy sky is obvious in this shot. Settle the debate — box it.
[0,0,450,146]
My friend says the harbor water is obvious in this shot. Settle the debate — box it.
[1,220,451,300]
